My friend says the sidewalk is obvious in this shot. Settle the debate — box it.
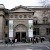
[0,41,50,47]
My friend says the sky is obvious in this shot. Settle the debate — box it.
[0,0,50,9]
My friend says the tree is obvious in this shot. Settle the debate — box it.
[40,0,50,18]
[40,0,50,7]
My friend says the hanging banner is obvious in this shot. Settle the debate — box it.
[28,20,33,37]
[9,20,13,37]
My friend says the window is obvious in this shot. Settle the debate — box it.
[33,20,37,24]
[43,17,48,24]
[33,28,39,35]
[5,34,7,37]
[6,20,8,25]
[24,15,27,18]
[33,17,38,25]
[46,28,50,35]
[29,15,31,18]
[10,15,13,18]
[15,15,18,18]
[32,12,34,15]
[19,15,22,18]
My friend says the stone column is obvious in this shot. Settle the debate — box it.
[0,16,3,40]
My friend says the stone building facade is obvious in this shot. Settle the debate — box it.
[0,4,50,42]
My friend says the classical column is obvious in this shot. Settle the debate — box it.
[0,16,3,40]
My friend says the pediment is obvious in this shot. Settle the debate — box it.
[10,5,32,12]
[12,8,30,12]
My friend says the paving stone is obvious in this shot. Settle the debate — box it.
[34,49,42,50]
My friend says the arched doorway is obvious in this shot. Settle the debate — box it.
[15,24,27,42]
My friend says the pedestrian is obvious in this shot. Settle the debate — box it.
[8,38,10,43]
[5,40,8,46]
[10,38,13,45]
[36,37,38,43]
[15,39,17,43]
[12,39,15,44]
[33,36,36,43]
[40,37,42,43]
[34,38,36,43]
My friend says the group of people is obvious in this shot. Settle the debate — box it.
[4,36,45,44]
[33,36,39,43]
[33,36,45,43]
[5,38,17,45]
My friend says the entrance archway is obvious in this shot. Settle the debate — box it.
[15,24,27,42]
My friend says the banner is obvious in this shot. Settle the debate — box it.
[9,20,13,37]
[28,20,33,37]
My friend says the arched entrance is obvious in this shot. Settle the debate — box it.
[15,24,27,42]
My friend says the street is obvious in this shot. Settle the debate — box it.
[0,42,50,50]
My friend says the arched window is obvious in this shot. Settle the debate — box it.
[43,17,48,24]
[33,17,38,24]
